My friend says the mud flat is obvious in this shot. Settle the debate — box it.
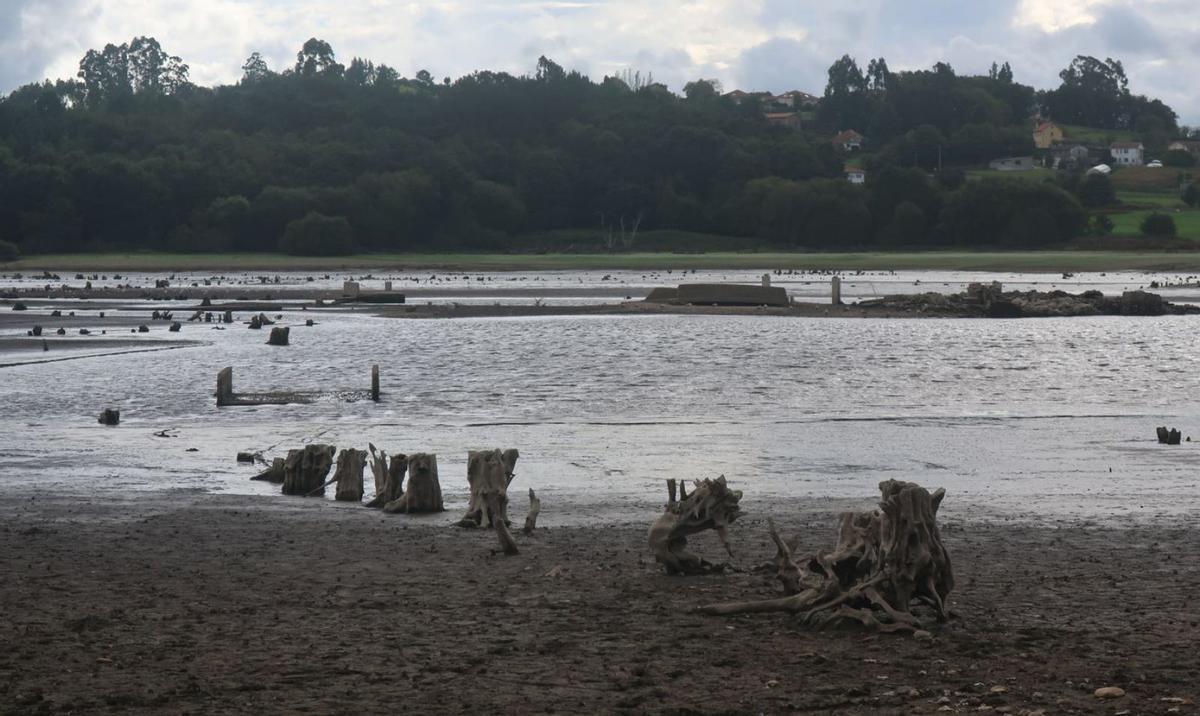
[1,490,1196,714]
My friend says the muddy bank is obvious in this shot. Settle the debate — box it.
[1,491,1196,714]
[859,286,1200,318]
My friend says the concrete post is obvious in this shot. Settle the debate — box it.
[761,274,771,288]
[384,281,393,292]
[343,281,360,298]
[831,276,842,305]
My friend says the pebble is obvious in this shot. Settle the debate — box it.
[1094,686,1126,699]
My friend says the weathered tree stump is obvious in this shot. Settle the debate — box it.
[383,453,444,513]
[699,480,954,633]
[333,448,366,502]
[97,408,120,426]
[365,444,407,508]
[169,322,181,332]
[648,476,743,575]
[1157,426,1182,445]
[281,444,336,496]
[250,457,285,483]
[267,326,289,346]
[458,449,520,555]
[524,488,541,535]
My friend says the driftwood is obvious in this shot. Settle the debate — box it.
[383,453,444,513]
[699,480,954,633]
[458,449,520,555]
[365,444,407,508]
[524,489,541,535]
[648,476,744,575]
[281,444,336,496]
[333,448,366,502]
[250,457,285,483]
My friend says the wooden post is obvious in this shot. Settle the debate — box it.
[216,367,234,406]
[282,444,336,496]
[371,365,380,401]
[333,448,366,502]
[831,276,842,305]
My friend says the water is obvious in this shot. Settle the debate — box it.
[6,268,1200,305]
[3,293,1199,525]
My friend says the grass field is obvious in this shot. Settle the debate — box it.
[10,250,1200,272]
[1116,190,1186,208]
[1059,124,1139,144]
[1110,166,1190,192]
[1109,209,1200,238]
[965,167,1055,182]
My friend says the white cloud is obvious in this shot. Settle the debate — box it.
[1,0,1198,122]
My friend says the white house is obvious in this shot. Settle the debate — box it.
[832,129,864,151]
[845,167,866,185]
[1110,142,1144,166]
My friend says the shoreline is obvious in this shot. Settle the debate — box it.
[2,489,1195,713]
[10,249,1200,272]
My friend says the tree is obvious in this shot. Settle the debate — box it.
[866,58,891,93]
[1140,212,1176,237]
[415,69,435,88]
[535,56,566,83]
[1183,182,1200,208]
[881,201,927,245]
[345,58,377,86]
[241,52,271,83]
[1076,172,1117,207]
[1090,214,1114,236]
[294,38,343,77]
[1163,150,1196,168]
[77,37,189,103]
[279,212,354,255]
[683,79,719,101]
[0,239,19,262]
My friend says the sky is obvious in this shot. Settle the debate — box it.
[2,0,1198,124]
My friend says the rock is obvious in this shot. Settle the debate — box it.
[913,629,934,641]
[31,325,42,336]
[236,452,257,463]
[305,319,315,327]
[12,301,27,311]
[56,327,66,335]
[98,408,120,426]
[168,322,181,332]
[1094,687,1126,699]
[138,325,149,333]
[266,326,289,346]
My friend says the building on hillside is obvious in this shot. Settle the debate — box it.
[764,112,802,130]
[988,156,1035,172]
[723,89,772,105]
[1110,142,1144,166]
[1033,121,1064,149]
[832,129,864,151]
[1168,140,1200,155]
[1049,144,1091,170]
[771,90,820,108]
[845,167,866,185]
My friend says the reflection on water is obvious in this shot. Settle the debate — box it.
[3,306,1199,525]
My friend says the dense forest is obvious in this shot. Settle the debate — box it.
[0,38,1189,257]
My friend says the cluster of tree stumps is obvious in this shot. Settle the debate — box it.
[251,443,538,554]
[676,479,955,634]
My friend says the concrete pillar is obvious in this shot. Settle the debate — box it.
[343,280,360,298]
[831,276,842,305]
[761,274,771,288]
[384,281,393,292]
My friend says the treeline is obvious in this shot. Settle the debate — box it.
[0,39,1172,256]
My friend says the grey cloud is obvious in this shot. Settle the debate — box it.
[1091,5,1164,55]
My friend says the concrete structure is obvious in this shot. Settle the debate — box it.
[831,276,842,305]
[216,365,380,406]
[645,284,790,308]
[1110,142,1144,166]
[845,168,866,184]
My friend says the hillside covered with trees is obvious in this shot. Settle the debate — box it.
[0,38,1191,258]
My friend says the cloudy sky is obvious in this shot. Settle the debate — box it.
[2,0,1198,123]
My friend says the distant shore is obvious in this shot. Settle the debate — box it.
[8,249,1200,273]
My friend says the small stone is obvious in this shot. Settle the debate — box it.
[990,685,1008,694]
[765,680,779,689]
[914,629,934,641]
[1094,687,1126,699]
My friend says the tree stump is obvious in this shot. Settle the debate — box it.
[267,326,289,346]
[365,444,406,508]
[698,480,954,633]
[648,476,743,575]
[524,489,541,535]
[458,449,520,554]
[250,458,285,483]
[1158,427,1182,445]
[383,453,444,513]
[333,448,366,502]
[97,408,120,426]
[281,444,336,496]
